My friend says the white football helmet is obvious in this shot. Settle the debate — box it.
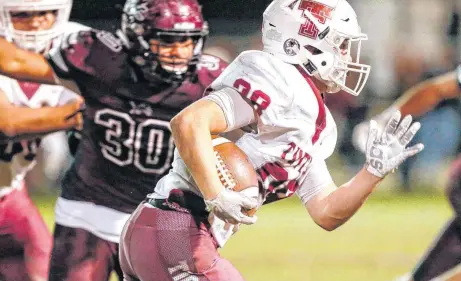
[262,0,370,96]
[0,0,72,53]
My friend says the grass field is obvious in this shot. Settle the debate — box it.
[33,189,454,281]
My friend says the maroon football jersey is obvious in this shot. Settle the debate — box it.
[47,30,227,213]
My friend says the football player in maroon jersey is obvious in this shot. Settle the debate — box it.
[0,0,228,280]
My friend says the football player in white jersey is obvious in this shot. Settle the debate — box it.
[0,0,85,280]
[118,0,424,280]
[353,66,461,281]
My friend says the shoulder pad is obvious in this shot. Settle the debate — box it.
[63,22,91,37]
[209,50,293,117]
[94,30,123,53]
[59,30,127,81]
[211,50,291,98]
[196,54,228,87]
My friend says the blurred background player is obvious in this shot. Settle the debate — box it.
[0,0,85,280]
[0,0,227,280]
[353,64,461,281]
[119,0,424,280]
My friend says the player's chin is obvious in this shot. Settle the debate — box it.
[160,62,188,74]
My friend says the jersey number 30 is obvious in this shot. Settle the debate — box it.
[95,109,174,174]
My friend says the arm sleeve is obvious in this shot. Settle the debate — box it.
[46,30,94,80]
[295,159,334,205]
[456,65,461,90]
[46,33,77,79]
[203,87,257,132]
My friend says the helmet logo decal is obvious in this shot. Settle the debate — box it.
[283,38,300,56]
[298,0,333,39]
[174,22,195,30]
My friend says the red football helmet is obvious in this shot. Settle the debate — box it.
[120,0,209,84]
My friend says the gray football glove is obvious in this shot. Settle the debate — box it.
[365,110,424,178]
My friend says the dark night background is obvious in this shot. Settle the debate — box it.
[71,0,273,20]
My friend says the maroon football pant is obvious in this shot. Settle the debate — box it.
[0,186,52,281]
[49,224,123,281]
[411,155,461,281]
[119,203,245,281]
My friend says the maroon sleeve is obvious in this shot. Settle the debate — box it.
[46,30,96,79]
[196,54,228,92]
[47,30,126,82]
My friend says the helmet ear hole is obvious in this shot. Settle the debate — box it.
[305,45,323,55]
[321,61,326,66]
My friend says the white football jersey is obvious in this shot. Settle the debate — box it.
[153,51,337,247]
[154,50,337,199]
[0,21,88,194]
[152,51,338,246]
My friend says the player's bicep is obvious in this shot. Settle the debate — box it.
[204,87,257,132]
[0,37,55,85]
[175,97,228,134]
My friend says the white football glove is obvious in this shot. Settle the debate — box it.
[365,110,424,178]
[352,107,396,153]
[204,188,258,225]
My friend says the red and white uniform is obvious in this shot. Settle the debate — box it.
[0,21,86,195]
[0,21,86,281]
[152,50,338,245]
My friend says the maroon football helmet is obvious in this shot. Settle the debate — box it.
[121,0,209,84]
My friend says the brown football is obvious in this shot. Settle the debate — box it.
[212,135,261,216]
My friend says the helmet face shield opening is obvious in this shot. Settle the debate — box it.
[147,34,200,74]
[1,1,71,53]
[319,28,370,95]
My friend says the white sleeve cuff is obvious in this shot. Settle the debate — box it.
[296,159,334,204]
[204,87,257,132]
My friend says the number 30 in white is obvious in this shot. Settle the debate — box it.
[95,109,174,174]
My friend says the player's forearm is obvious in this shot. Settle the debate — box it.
[394,83,443,118]
[320,168,381,230]
[393,72,459,118]
[170,114,224,200]
[0,37,56,85]
[0,102,82,140]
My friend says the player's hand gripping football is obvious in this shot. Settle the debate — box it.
[364,110,424,178]
[205,188,258,225]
